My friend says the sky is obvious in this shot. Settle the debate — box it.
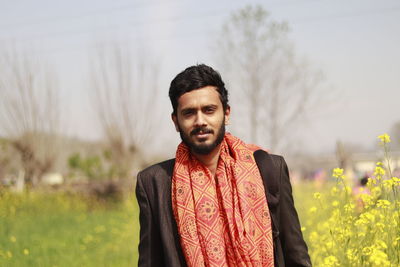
[1,0,399,157]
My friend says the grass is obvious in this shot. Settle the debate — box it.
[1,184,314,267]
[0,190,139,267]
[4,180,396,267]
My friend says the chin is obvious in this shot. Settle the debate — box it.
[195,138,214,146]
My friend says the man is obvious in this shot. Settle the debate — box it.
[136,64,311,267]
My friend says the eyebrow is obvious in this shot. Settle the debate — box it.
[180,107,196,114]
[203,104,218,110]
[180,104,218,114]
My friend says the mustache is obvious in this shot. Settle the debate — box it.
[190,127,214,136]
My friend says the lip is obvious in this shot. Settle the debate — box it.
[194,132,211,139]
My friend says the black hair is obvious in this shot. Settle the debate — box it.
[169,64,229,115]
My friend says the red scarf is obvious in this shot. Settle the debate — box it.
[172,133,274,267]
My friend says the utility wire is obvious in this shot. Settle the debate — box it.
[0,0,320,30]
[0,3,399,57]
[1,4,399,44]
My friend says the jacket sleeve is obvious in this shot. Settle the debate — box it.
[278,156,312,267]
[135,171,163,267]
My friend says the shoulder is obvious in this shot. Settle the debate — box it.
[137,158,175,184]
[271,154,287,167]
[269,153,284,163]
[136,159,175,203]
[254,150,286,168]
[269,154,289,174]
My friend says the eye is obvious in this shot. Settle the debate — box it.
[182,109,195,116]
[204,106,216,114]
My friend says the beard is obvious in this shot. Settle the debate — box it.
[178,119,226,155]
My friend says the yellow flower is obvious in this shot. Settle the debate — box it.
[378,133,391,143]
[323,255,340,266]
[331,186,339,195]
[382,179,394,189]
[362,246,373,256]
[301,227,306,232]
[23,249,29,255]
[375,222,385,233]
[374,166,386,177]
[344,203,354,213]
[360,194,373,207]
[358,232,366,238]
[371,187,382,198]
[7,251,12,258]
[332,200,339,207]
[313,192,321,199]
[375,240,388,249]
[309,231,318,242]
[346,248,355,260]
[332,168,344,179]
[392,176,400,186]
[356,212,375,226]
[309,206,317,213]
[369,249,390,266]
[10,236,16,243]
[377,199,391,208]
[367,177,376,186]
[344,185,352,195]
[326,241,334,249]
[354,219,364,227]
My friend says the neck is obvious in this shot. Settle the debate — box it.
[192,144,221,177]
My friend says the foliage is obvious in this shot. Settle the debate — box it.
[68,151,126,180]
[68,152,105,180]
[300,133,400,266]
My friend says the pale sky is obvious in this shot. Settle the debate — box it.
[1,0,399,157]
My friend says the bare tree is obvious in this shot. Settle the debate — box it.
[215,5,325,153]
[0,45,60,187]
[89,42,160,179]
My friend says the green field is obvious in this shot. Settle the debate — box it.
[0,190,139,267]
[1,185,314,267]
[1,179,398,267]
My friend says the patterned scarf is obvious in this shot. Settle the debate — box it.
[172,133,274,267]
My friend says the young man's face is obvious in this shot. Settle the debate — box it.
[172,86,230,155]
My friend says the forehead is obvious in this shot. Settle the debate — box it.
[177,86,221,110]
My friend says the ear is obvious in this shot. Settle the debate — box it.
[224,106,231,125]
[171,113,179,132]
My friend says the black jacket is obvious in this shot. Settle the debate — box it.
[136,152,311,267]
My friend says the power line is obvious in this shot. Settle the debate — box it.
[0,3,399,57]
[0,0,319,30]
[0,8,227,44]
[291,5,400,24]
[0,0,184,29]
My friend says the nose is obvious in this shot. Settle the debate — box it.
[194,111,206,127]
